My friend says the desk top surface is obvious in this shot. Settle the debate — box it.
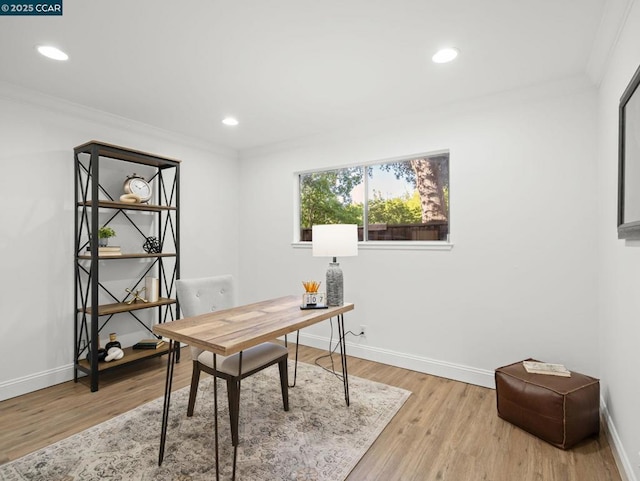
[153,295,354,356]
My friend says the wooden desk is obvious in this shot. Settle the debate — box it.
[154,295,355,479]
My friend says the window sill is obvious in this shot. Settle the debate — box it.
[291,241,454,251]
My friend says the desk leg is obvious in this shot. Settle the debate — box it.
[232,351,243,481]
[336,314,350,406]
[212,353,220,481]
[158,340,177,466]
[285,330,300,388]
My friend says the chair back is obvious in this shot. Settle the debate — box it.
[176,275,235,360]
[176,275,236,317]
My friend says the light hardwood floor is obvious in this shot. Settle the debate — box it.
[0,345,622,481]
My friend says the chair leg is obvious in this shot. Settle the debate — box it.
[187,361,201,417]
[278,358,289,411]
[227,378,240,446]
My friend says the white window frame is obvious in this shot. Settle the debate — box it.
[292,151,453,251]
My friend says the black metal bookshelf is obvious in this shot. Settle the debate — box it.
[74,141,180,391]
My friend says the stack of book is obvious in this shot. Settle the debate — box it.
[133,338,166,350]
[98,246,121,256]
[86,246,122,256]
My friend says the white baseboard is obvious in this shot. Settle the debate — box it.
[2,339,636,481]
[601,397,638,481]
[0,336,492,403]
[0,364,75,402]
[293,331,496,389]
[296,333,637,481]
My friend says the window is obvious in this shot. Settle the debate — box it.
[298,152,449,242]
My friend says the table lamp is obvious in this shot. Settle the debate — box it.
[312,224,358,306]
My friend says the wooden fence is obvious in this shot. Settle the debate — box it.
[300,221,448,242]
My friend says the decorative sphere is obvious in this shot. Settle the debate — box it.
[143,236,161,254]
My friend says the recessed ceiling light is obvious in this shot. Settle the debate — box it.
[37,45,69,61]
[432,47,459,64]
[222,117,239,126]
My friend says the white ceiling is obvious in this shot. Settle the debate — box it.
[0,0,621,151]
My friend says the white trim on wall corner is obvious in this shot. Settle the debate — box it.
[0,363,75,402]
[295,331,495,389]
[586,0,636,85]
[601,398,638,481]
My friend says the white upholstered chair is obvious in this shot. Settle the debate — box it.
[176,275,289,445]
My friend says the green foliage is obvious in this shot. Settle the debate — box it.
[376,161,416,185]
[378,156,449,222]
[368,191,422,224]
[442,185,449,213]
[98,226,116,239]
[300,155,450,230]
[300,169,363,227]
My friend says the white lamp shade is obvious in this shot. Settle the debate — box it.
[312,224,358,257]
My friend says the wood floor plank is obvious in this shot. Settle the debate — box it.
[0,345,622,480]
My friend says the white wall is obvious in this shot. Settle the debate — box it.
[597,1,640,479]
[0,34,635,479]
[0,84,240,400]
[238,77,600,388]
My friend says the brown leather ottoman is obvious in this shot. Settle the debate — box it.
[495,359,600,449]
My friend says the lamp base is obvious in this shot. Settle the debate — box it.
[326,261,343,306]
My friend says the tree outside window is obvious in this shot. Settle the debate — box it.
[299,152,449,242]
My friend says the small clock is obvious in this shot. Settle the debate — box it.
[301,292,326,309]
[123,174,152,203]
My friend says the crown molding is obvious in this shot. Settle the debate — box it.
[240,74,596,160]
[0,80,237,159]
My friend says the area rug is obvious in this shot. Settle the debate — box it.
[0,362,411,481]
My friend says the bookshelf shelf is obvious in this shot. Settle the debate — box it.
[79,297,176,316]
[76,343,172,373]
[77,253,177,260]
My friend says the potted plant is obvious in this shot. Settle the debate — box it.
[98,226,116,247]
